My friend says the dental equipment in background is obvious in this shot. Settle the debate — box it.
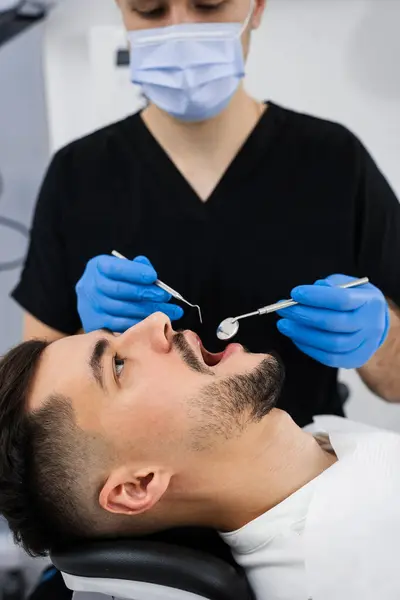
[217,277,369,341]
[112,250,203,324]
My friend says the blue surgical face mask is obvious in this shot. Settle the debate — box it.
[128,3,254,122]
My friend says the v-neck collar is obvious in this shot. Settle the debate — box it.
[126,101,286,219]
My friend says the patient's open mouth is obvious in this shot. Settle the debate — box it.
[184,331,242,367]
[200,344,224,367]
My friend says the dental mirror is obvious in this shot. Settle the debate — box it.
[217,277,369,341]
[217,317,240,341]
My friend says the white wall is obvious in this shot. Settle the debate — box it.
[43,0,143,151]
[247,0,400,197]
[43,0,400,430]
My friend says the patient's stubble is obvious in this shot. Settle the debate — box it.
[172,333,285,449]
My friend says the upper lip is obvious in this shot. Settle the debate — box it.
[184,331,224,367]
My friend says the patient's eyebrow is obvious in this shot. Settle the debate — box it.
[89,338,110,392]
[127,0,161,9]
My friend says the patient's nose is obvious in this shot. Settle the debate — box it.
[118,313,173,355]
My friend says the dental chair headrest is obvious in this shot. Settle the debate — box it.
[51,527,256,600]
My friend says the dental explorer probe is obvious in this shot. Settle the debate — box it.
[217,277,369,341]
[111,250,203,324]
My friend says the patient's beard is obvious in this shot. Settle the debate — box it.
[188,355,285,450]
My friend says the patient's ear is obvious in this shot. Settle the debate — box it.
[99,467,171,516]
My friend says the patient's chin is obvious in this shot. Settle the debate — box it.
[194,354,285,441]
[242,356,284,422]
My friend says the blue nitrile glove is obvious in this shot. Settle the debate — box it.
[76,255,184,333]
[276,274,390,369]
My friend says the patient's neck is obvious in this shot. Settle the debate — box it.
[177,409,337,532]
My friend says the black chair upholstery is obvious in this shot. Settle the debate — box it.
[338,382,350,406]
[51,527,255,600]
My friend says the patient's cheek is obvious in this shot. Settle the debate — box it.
[100,389,189,456]
[75,391,106,434]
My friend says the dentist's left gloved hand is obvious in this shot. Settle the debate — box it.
[276,274,390,369]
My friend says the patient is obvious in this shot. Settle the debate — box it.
[1,312,399,600]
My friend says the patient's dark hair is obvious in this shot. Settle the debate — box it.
[0,340,115,557]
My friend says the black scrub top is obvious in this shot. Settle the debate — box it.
[12,102,400,427]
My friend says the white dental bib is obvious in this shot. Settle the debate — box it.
[221,416,400,600]
[304,416,400,600]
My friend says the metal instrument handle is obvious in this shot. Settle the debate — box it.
[111,251,183,301]
[258,277,370,316]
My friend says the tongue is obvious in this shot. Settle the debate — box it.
[209,351,224,366]
[201,346,224,367]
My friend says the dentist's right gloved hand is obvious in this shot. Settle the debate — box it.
[76,255,184,333]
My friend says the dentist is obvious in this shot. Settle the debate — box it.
[12,0,400,426]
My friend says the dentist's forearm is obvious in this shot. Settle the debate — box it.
[357,301,400,403]
[23,313,68,342]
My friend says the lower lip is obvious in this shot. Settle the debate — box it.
[221,343,243,362]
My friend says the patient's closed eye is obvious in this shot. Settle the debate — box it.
[114,355,125,378]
